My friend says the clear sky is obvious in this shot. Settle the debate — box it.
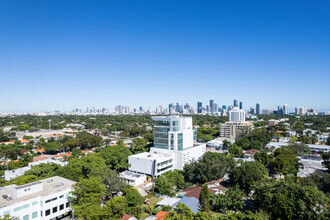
[0,0,329,113]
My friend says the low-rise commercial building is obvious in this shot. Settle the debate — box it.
[0,176,75,220]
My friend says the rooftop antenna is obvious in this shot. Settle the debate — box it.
[48,119,51,130]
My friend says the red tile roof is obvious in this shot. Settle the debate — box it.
[121,214,134,220]
[156,211,168,220]
[182,186,201,199]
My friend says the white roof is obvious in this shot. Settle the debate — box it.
[129,151,173,160]
[156,197,180,206]
[0,176,75,208]
[307,144,330,150]
[119,171,146,180]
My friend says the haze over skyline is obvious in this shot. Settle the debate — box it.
[1,0,329,112]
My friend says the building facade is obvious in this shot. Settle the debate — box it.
[229,107,246,122]
[128,116,205,177]
[0,176,74,220]
[219,121,253,139]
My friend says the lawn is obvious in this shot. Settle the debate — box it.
[149,197,163,206]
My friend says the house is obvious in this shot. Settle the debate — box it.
[207,179,227,195]
[119,171,146,187]
[172,197,200,214]
[178,186,201,199]
[244,149,260,157]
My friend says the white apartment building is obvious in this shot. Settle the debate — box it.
[128,116,206,177]
[295,106,307,115]
[0,176,75,220]
[5,159,68,181]
[229,107,245,122]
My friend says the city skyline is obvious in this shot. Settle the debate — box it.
[1,1,329,112]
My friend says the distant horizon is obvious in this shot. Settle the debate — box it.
[1,1,329,113]
[1,100,329,114]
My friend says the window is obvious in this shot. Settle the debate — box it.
[59,195,64,198]
[45,209,50,216]
[23,214,29,220]
[32,201,38,206]
[51,197,57,201]
[53,207,57,213]
[177,133,183,150]
[45,199,51,203]
[60,204,64,210]
[66,202,69,208]
[21,204,29,209]
[32,211,38,219]
[14,207,21,212]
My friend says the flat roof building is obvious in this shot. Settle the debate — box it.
[119,171,147,187]
[0,176,75,220]
[128,116,205,177]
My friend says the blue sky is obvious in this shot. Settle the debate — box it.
[0,0,329,112]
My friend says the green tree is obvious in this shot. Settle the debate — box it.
[44,142,62,153]
[107,196,127,218]
[17,124,30,131]
[57,154,107,181]
[230,161,267,194]
[322,151,330,171]
[24,163,61,178]
[299,171,330,193]
[253,180,330,220]
[273,147,298,176]
[130,137,147,154]
[89,168,127,197]
[184,152,236,183]
[71,177,109,220]
[98,145,132,171]
[218,211,263,220]
[286,143,310,155]
[254,151,274,168]
[199,184,210,212]
[154,175,175,196]
[228,145,243,157]
[212,185,245,213]
[125,189,143,207]
[72,148,82,157]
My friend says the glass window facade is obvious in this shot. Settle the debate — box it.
[155,121,170,126]
[154,126,169,149]
[177,133,183,150]
[32,211,38,219]
[23,214,29,220]
[172,121,179,131]
[193,130,197,141]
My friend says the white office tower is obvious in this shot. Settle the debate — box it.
[283,104,289,115]
[0,176,75,220]
[229,107,246,122]
[128,116,206,177]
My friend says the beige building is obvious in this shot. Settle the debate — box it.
[219,121,253,139]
